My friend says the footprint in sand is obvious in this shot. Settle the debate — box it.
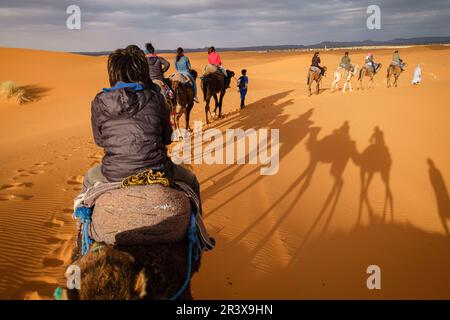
[0,194,33,201]
[29,169,45,175]
[42,258,64,267]
[62,207,73,214]
[0,182,33,190]
[66,175,84,185]
[33,162,52,168]
[46,237,66,245]
[89,151,103,160]
[66,175,84,192]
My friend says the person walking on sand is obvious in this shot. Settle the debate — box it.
[145,43,171,85]
[174,47,199,103]
[237,69,248,109]
[412,64,422,85]
[83,45,202,208]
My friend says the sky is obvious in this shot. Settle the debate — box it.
[0,0,450,52]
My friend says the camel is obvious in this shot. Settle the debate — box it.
[358,63,382,89]
[201,69,234,124]
[64,241,201,300]
[170,71,197,132]
[387,62,407,88]
[356,126,393,225]
[331,65,359,93]
[307,66,327,97]
[61,184,205,300]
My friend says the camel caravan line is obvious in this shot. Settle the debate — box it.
[307,50,408,96]
[55,45,407,301]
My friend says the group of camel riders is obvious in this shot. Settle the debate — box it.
[145,44,233,104]
[311,50,404,74]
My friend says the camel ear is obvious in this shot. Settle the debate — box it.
[134,270,147,299]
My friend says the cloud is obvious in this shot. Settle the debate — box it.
[0,0,449,51]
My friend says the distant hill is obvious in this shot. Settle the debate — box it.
[74,36,450,56]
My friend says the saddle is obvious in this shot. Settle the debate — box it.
[75,170,215,249]
[204,64,219,76]
[91,184,191,245]
[309,66,321,73]
[169,73,191,85]
[152,80,174,103]
[365,62,380,73]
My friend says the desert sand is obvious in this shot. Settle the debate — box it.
[0,45,449,299]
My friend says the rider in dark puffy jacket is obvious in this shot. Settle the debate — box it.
[311,52,325,75]
[145,43,170,83]
[84,46,200,203]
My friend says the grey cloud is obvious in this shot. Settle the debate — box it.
[0,0,449,51]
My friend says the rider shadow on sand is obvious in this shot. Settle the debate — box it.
[428,158,450,237]
[356,126,394,227]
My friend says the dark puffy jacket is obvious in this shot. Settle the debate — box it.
[147,55,170,81]
[91,87,173,182]
[311,55,321,67]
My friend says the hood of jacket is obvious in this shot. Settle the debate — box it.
[94,88,150,120]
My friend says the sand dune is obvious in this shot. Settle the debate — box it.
[0,46,449,299]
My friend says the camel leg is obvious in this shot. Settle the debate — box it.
[205,98,211,124]
[321,177,344,236]
[218,92,225,118]
[394,74,399,87]
[316,80,320,95]
[381,172,394,223]
[212,94,219,115]
[364,172,375,222]
[357,169,366,226]
[348,81,353,92]
[185,103,193,131]
[440,216,450,237]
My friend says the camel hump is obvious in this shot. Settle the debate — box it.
[91,185,191,245]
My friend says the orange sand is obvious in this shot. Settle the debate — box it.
[0,46,449,299]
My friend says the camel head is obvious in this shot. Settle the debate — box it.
[226,70,235,79]
[64,242,147,300]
